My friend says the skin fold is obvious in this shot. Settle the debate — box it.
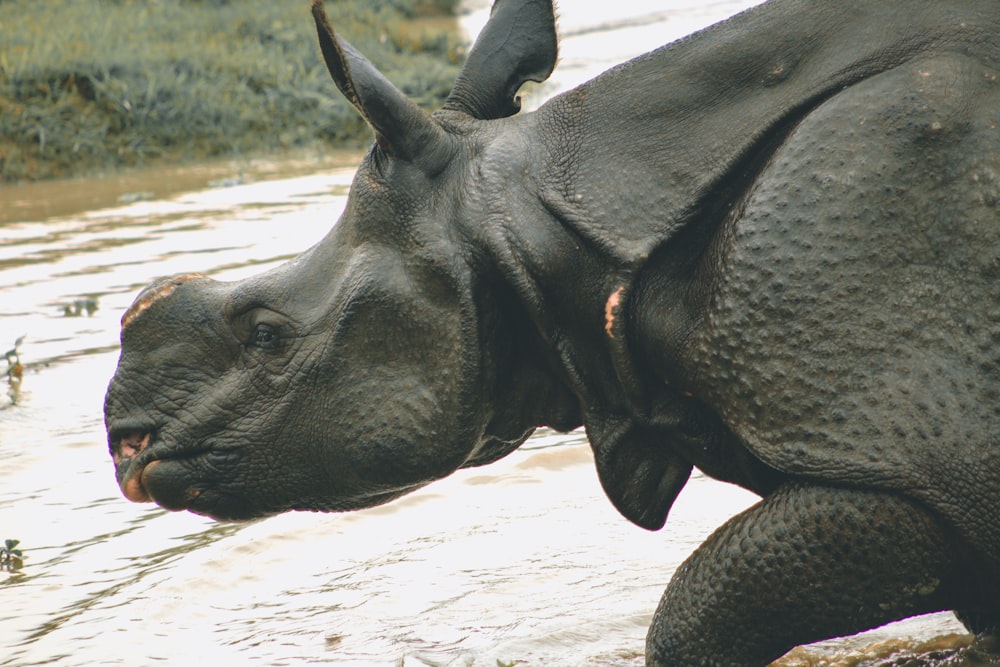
[105,0,1000,663]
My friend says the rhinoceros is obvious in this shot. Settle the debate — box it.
[105,0,1000,663]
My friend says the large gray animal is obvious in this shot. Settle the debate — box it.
[105,0,1000,663]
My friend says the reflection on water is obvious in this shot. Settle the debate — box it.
[0,1,974,665]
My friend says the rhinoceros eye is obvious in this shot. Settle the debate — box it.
[251,323,280,350]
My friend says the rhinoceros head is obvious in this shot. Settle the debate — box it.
[103,0,577,521]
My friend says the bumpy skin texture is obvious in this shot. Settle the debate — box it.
[686,52,1000,565]
[647,484,1000,666]
[105,0,1000,664]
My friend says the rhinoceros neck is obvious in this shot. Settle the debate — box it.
[533,0,997,265]
[517,0,999,425]
[490,0,999,499]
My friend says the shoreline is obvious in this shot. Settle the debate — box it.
[0,144,366,225]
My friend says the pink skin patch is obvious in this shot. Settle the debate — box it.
[605,286,625,338]
[115,430,155,503]
[120,273,205,330]
[113,431,151,464]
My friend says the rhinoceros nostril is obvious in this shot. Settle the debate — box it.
[113,430,151,461]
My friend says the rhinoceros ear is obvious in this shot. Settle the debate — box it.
[442,0,557,120]
[311,0,452,167]
[588,419,693,531]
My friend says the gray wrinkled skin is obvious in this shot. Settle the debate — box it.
[105,0,1000,664]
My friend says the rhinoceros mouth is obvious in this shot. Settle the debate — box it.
[110,427,217,510]
[109,427,154,501]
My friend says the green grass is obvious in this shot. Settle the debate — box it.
[0,0,465,181]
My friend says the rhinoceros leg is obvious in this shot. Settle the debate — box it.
[646,483,997,667]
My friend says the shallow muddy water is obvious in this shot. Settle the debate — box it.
[0,1,978,665]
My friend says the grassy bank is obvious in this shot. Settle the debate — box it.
[0,0,464,182]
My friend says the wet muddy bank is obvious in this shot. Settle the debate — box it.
[0,147,361,225]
